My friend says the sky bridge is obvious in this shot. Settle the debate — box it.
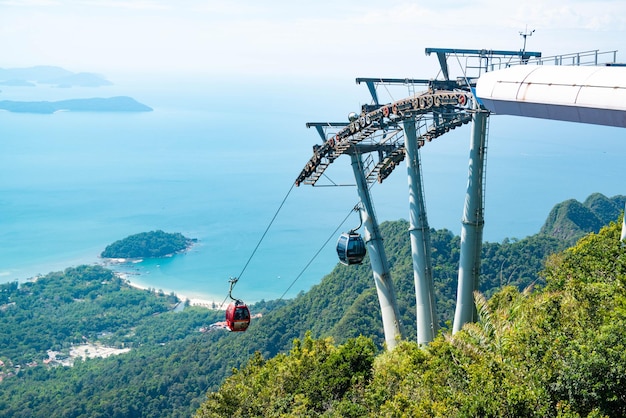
[296,45,624,350]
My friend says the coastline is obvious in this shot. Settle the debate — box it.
[98,238,227,310]
[113,270,226,310]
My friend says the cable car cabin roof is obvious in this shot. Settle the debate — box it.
[336,232,366,266]
[225,302,250,332]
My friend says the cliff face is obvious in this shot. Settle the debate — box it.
[540,193,626,245]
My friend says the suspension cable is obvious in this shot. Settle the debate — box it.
[219,182,296,307]
[238,183,296,281]
[276,203,359,301]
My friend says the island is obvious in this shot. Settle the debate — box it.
[0,96,153,114]
[101,230,196,259]
[0,65,112,87]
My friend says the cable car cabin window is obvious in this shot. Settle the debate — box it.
[336,232,366,265]
[225,302,250,332]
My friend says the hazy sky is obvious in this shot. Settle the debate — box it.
[2,0,626,78]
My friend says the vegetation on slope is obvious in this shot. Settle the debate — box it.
[197,220,626,417]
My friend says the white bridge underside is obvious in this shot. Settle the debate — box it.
[475,65,626,128]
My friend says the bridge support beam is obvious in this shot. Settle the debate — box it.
[403,120,438,344]
[453,108,489,333]
[350,152,403,350]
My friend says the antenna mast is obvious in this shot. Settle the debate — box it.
[519,26,535,54]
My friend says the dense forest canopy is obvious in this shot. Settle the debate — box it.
[0,265,225,417]
[100,230,195,259]
[0,265,181,363]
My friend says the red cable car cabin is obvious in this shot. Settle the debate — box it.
[225,300,250,332]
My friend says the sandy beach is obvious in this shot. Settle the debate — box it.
[113,271,227,310]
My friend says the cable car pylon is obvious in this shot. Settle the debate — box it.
[403,119,438,344]
[349,151,403,350]
[296,81,473,349]
[453,106,489,333]
[296,45,601,346]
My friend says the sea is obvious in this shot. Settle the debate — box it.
[2,74,625,304]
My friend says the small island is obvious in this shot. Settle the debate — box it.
[0,65,112,87]
[101,230,196,259]
[0,96,152,114]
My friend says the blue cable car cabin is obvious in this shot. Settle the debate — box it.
[225,301,250,332]
[336,232,366,265]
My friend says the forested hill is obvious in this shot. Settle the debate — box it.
[198,220,626,417]
[540,192,625,245]
[0,194,623,417]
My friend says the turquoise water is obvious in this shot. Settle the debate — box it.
[2,76,625,302]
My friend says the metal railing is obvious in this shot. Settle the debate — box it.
[527,49,618,66]
[463,50,619,78]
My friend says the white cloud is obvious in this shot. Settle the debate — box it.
[75,0,168,10]
[1,0,625,77]
[0,0,60,5]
